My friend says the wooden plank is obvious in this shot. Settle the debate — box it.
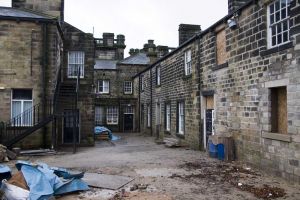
[206,96,214,109]
[278,87,287,134]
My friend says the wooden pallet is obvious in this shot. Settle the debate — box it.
[95,132,110,141]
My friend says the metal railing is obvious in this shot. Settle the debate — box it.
[0,100,54,147]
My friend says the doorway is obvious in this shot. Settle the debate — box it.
[203,95,214,149]
[123,106,134,132]
[63,109,80,144]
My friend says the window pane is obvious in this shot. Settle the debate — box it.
[277,34,282,44]
[270,15,274,24]
[13,89,32,100]
[12,101,21,118]
[275,12,280,21]
[270,4,274,14]
[277,23,282,33]
[272,36,276,46]
[23,101,33,125]
[281,9,286,19]
[282,20,288,31]
[275,1,280,10]
[283,32,288,42]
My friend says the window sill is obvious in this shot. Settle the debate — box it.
[155,85,161,88]
[182,74,192,81]
[176,133,185,139]
[212,62,228,71]
[260,42,293,56]
[261,131,291,142]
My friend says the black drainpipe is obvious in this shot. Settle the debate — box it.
[42,23,48,148]
[138,76,141,132]
[150,68,153,136]
[197,35,203,151]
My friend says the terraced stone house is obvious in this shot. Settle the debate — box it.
[135,0,300,183]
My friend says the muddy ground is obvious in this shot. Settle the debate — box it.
[8,133,300,200]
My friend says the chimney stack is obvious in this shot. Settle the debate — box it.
[228,0,248,14]
[178,24,201,46]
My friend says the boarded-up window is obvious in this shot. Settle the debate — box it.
[271,87,287,134]
[206,96,214,109]
[216,29,227,65]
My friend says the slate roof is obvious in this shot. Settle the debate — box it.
[94,59,118,70]
[0,7,54,21]
[118,53,150,65]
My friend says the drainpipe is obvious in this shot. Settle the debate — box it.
[138,76,141,132]
[197,35,203,151]
[150,68,153,136]
[42,23,48,148]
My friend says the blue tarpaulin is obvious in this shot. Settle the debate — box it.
[94,126,120,141]
[11,161,89,200]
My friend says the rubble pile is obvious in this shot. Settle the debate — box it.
[171,161,286,199]
[0,145,16,162]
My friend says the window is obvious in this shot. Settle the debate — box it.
[95,106,105,125]
[156,103,161,125]
[11,89,33,126]
[98,80,110,94]
[147,104,151,127]
[68,51,84,78]
[124,81,133,94]
[124,106,133,114]
[268,0,291,48]
[270,87,287,134]
[184,50,192,76]
[107,106,118,125]
[216,29,227,66]
[177,102,185,135]
[156,66,161,86]
[141,75,144,91]
[165,103,171,131]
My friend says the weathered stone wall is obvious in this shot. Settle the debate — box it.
[62,23,95,146]
[200,0,300,183]
[0,20,62,148]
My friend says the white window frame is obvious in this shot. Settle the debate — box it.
[98,80,110,94]
[124,81,133,94]
[68,51,85,78]
[107,106,118,125]
[147,104,151,127]
[95,106,105,125]
[184,49,192,76]
[166,104,171,131]
[11,90,33,127]
[178,102,185,135]
[156,66,161,86]
[267,0,291,48]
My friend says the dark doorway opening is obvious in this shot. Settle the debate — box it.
[124,114,134,132]
[63,110,80,144]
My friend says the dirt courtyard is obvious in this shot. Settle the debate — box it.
[11,133,300,200]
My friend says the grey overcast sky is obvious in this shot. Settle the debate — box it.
[0,0,228,57]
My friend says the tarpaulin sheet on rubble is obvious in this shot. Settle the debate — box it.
[94,126,120,141]
[13,160,89,200]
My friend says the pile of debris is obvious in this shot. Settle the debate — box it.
[171,161,286,199]
[0,160,89,199]
[0,145,17,162]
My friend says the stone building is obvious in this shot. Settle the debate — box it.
[0,0,95,148]
[135,0,300,183]
[94,38,171,132]
[0,6,63,148]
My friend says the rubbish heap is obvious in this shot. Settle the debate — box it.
[0,160,89,199]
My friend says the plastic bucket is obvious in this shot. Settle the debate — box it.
[208,140,218,158]
[217,144,225,160]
